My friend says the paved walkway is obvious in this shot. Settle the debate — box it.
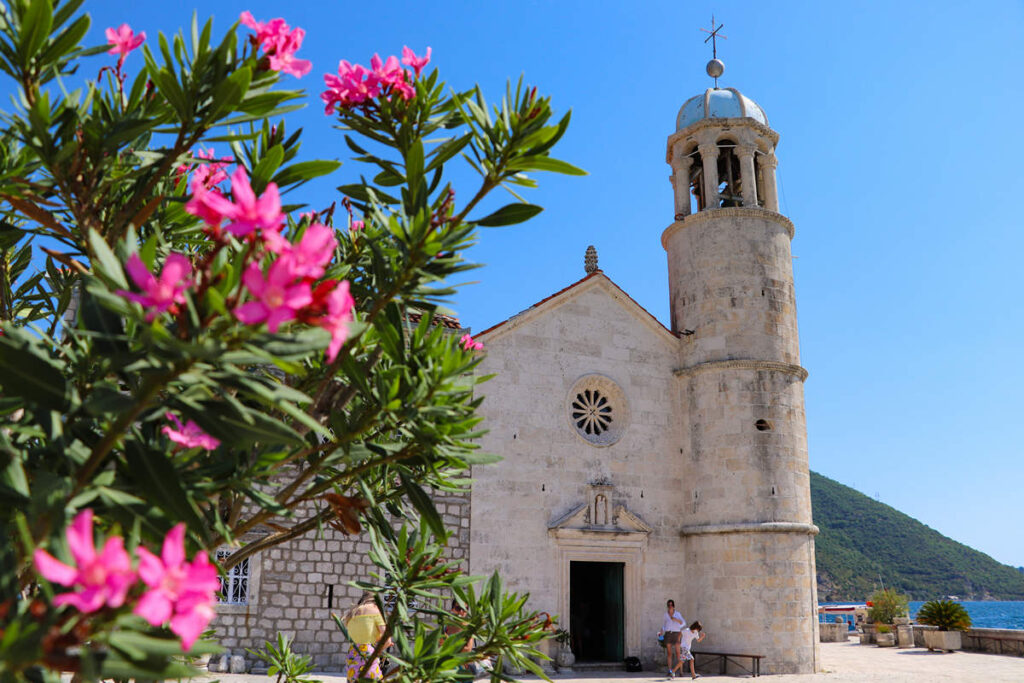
[204,641,1024,682]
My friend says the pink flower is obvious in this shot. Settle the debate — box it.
[320,51,415,114]
[184,183,232,228]
[401,46,431,78]
[267,27,312,78]
[234,260,312,332]
[274,223,337,278]
[240,12,311,78]
[351,219,364,231]
[460,334,483,351]
[134,524,220,651]
[223,167,284,237]
[178,148,232,191]
[33,510,136,613]
[187,167,283,237]
[116,253,192,321]
[191,148,232,189]
[317,280,354,362]
[162,412,220,450]
[106,24,145,65]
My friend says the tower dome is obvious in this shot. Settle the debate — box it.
[676,87,768,130]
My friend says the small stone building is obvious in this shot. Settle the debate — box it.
[211,65,820,675]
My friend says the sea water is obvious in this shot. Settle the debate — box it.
[909,601,1024,630]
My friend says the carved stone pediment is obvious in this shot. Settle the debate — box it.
[547,483,652,541]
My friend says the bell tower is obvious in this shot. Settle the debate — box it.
[663,54,820,674]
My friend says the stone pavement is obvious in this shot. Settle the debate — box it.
[201,641,1024,683]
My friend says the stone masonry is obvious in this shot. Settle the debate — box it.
[211,489,470,670]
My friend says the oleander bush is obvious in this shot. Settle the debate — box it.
[0,0,581,679]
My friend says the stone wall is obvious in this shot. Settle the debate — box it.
[472,277,686,667]
[210,488,470,671]
[913,625,1024,656]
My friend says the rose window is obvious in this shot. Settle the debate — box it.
[566,375,629,447]
[572,389,613,435]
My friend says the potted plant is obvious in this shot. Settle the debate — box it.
[865,588,908,646]
[553,628,575,670]
[916,600,971,652]
[875,624,896,647]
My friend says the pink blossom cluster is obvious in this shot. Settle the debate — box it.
[460,334,483,351]
[34,510,219,650]
[162,412,220,450]
[240,12,311,78]
[182,166,355,361]
[106,24,145,67]
[176,147,233,192]
[321,46,430,115]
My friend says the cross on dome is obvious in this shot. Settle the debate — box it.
[700,15,727,87]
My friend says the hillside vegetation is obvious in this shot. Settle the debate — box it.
[811,471,1024,601]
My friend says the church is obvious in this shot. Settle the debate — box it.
[209,57,820,675]
[467,57,820,673]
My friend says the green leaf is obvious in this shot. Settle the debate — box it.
[39,12,88,66]
[508,156,587,176]
[124,442,206,531]
[86,229,128,288]
[0,329,68,410]
[425,134,472,173]
[252,145,285,189]
[0,457,31,509]
[271,159,342,188]
[406,139,424,183]
[83,385,134,416]
[18,0,53,65]
[208,65,251,118]
[400,473,445,539]
[473,203,543,227]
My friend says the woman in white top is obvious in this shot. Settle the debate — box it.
[678,620,707,679]
[658,599,686,678]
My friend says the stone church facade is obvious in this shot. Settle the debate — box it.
[210,72,820,675]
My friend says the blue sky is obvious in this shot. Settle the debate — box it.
[40,1,1024,567]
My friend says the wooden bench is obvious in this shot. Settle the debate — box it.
[691,650,764,677]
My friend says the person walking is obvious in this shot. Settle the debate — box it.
[340,591,391,681]
[658,599,686,678]
[679,620,707,679]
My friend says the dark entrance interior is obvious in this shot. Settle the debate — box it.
[569,561,624,662]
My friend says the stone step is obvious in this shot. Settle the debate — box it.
[572,660,627,672]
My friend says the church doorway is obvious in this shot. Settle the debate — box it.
[569,561,624,662]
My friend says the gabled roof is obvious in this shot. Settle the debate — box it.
[475,270,678,346]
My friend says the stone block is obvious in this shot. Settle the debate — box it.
[229,654,247,673]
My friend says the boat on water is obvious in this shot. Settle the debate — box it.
[818,603,868,632]
[943,595,961,601]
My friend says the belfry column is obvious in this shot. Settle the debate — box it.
[759,153,779,212]
[737,145,758,207]
[698,142,720,209]
[671,153,694,219]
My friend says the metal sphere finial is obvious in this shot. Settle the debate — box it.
[706,59,725,79]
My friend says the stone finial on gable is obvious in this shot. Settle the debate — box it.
[584,245,598,274]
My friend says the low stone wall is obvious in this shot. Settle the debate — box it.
[820,622,849,642]
[912,625,1024,656]
[963,628,1024,656]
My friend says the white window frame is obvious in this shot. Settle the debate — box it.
[215,547,261,614]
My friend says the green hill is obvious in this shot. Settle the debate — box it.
[810,471,1024,601]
